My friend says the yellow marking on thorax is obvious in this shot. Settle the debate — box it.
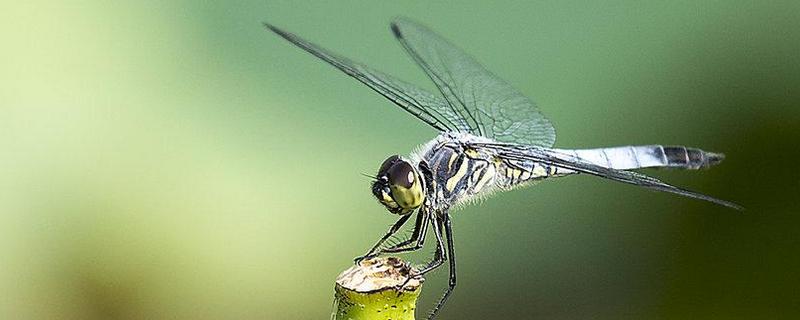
[446,157,469,192]
[520,170,531,180]
[470,168,483,185]
[446,152,458,171]
[512,168,522,180]
[464,148,479,158]
[549,165,557,175]
[472,163,496,193]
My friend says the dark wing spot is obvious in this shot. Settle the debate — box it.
[390,22,403,38]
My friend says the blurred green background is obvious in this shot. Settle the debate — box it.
[2,1,799,319]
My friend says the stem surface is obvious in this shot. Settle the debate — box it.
[332,257,423,320]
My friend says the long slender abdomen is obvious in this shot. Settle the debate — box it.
[495,158,568,189]
[554,145,725,170]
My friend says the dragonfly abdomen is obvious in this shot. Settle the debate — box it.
[495,159,568,189]
[554,145,725,170]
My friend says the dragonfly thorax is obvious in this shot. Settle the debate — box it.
[371,155,426,215]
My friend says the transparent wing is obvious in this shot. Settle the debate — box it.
[265,23,471,133]
[391,17,557,147]
[468,142,743,210]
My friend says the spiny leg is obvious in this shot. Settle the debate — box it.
[416,214,446,275]
[396,213,445,293]
[353,213,412,264]
[382,210,430,254]
[426,213,456,320]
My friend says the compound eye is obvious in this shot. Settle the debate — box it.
[378,155,401,175]
[387,161,415,189]
[373,156,424,214]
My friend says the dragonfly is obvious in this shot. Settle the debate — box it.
[265,18,741,320]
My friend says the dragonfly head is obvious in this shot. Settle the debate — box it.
[372,155,425,215]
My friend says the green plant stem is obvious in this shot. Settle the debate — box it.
[332,257,423,320]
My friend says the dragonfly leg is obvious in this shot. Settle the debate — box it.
[397,213,445,292]
[353,213,412,264]
[426,214,456,320]
[416,215,446,275]
[382,210,429,254]
[394,213,445,297]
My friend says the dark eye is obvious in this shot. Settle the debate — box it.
[378,155,400,175]
[387,161,414,188]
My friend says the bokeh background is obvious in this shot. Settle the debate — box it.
[2,1,799,319]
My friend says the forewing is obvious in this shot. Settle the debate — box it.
[391,18,557,147]
[266,23,471,133]
[469,142,742,210]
